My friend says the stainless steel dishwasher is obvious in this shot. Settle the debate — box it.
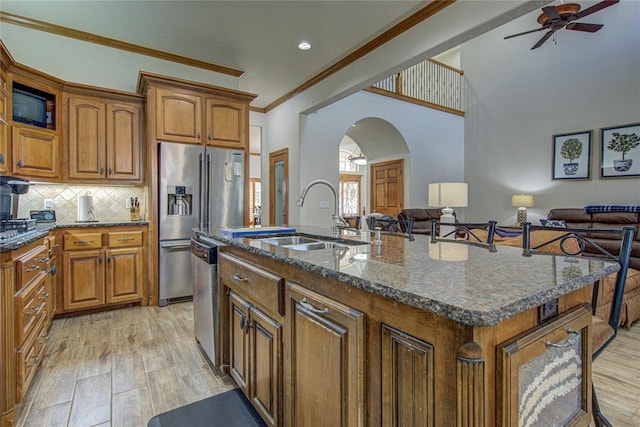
[190,235,220,367]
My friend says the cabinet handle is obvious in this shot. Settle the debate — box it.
[108,167,113,175]
[299,298,329,315]
[208,133,212,140]
[39,334,50,344]
[36,257,51,263]
[24,265,40,272]
[53,243,60,248]
[239,316,245,330]
[25,305,41,316]
[74,240,94,244]
[0,153,4,164]
[197,132,201,139]
[232,273,248,282]
[38,292,50,301]
[244,319,251,334]
[99,256,103,264]
[107,256,111,263]
[117,238,135,242]
[17,160,24,168]
[546,328,580,348]
[100,167,105,174]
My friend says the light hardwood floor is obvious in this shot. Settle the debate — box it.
[15,303,640,426]
[16,303,234,427]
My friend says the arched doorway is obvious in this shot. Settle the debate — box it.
[339,117,409,217]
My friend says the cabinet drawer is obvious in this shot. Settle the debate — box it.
[16,244,49,291]
[15,272,47,345]
[107,230,143,248]
[17,313,46,400]
[63,232,103,251]
[220,253,284,315]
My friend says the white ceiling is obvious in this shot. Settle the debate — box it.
[1,0,427,108]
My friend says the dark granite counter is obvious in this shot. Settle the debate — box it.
[0,221,148,252]
[195,225,619,326]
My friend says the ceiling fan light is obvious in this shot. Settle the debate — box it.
[349,155,367,165]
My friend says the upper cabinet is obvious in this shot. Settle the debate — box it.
[138,72,256,149]
[65,90,143,183]
[11,126,60,179]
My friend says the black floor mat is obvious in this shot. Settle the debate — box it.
[148,388,267,427]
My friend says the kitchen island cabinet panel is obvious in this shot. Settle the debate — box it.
[229,291,251,394]
[286,282,366,427]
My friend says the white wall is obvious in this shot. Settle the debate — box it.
[462,0,640,225]
[1,25,239,93]
[297,91,464,227]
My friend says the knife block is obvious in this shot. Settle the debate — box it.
[130,206,140,221]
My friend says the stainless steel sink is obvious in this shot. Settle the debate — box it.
[258,236,319,246]
[253,233,369,251]
[285,241,348,251]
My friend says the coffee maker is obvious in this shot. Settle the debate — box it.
[0,176,29,220]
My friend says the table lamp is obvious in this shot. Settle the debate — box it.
[428,182,468,238]
[512,194,534,226]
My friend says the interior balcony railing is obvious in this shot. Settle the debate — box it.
[367,58,464,116]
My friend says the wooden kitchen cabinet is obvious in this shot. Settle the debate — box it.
[63,249,106,311]
[11,125,60,179]
[204,97,247,149]
[285,282,366,427]
[59,227,146,313]
[66,93,142,183]
[220,253,284,427]
[1,233,56,424]
[140,72,255,149]
[155,87,202,144]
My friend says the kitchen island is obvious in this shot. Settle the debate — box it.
[196,226,619,426]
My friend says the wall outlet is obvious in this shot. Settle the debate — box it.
[125,199,132,209]
[319,201,330,209]
[43,199,54,209]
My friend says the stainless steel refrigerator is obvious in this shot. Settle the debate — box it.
[159,142,244,306]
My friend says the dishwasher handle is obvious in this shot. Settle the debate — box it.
[160,242,192,249]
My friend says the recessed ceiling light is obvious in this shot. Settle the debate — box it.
[297,41,312,51]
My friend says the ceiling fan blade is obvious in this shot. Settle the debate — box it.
[504,27,546,40]
[531,30,555,50]
[566,22,604,33]
[542,5,561,21]
[575,0,619,19]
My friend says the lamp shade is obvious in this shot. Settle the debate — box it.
[511,194,534,208]
[428,183,468,207]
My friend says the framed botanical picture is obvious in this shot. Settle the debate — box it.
[552,130,592,180]
[600,122,640,178]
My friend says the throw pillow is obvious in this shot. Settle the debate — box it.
[539,219,566,228]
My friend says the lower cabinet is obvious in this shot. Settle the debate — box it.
[60,227,145,313]
[229,291,282,426]
[285,282,366,427]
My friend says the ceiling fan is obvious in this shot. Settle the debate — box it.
[504,0,619,50]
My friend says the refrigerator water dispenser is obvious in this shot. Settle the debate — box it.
[167,185,192,216]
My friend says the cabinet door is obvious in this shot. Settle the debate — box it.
[0,121,8,175]
[286,283,366,427]
[204,98,246,149]
[106,102,141,181]
[0,84,7,174]
[63,250,105,310]
[67,96,106,179]
[156,88,202,144]
[497,305,591,427]
[229,291,251,395]
[11,126,60,179]
[105,247,143,304]
[250,306,282,427]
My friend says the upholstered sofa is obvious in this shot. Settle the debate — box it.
[397,208,456,234]
[545,208,640,328]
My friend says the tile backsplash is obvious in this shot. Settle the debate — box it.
[18,184,146,223]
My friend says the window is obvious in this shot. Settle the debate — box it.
[249,178,261,225]
[339,174,361,217]
[339,150,358,173]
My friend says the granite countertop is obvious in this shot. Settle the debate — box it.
[195,225,620,327]
[0,221,148,252]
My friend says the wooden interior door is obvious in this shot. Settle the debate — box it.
[370,159,404,216]
[269,148,288,226]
